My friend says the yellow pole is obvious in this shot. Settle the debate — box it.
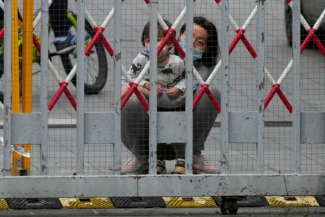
[22,0,34,174]
[11,0,20,171]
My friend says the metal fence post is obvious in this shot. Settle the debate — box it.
[3,0,12,177]
[149,0,158,175]
[11,0,20,173]
[220,0,229,174]
[76,0,86,175]
[185,0,193,175]
[256,0,265,174]
[292,0,301,174]
[40,0,50,176]
[21,0,34,175]
[113,0,122,175]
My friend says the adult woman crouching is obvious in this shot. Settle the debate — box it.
[121,16,221,175]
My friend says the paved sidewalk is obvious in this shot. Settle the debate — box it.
[1,207,325,217]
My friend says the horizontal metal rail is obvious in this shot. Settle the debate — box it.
[0,121,293,129]
[0,175,324,198]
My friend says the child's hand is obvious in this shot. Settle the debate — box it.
[166,87,182,99]
[157,83,162,95]
[121,84,130,98]
[144,82,163,95]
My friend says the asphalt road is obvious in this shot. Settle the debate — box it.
[0,0,325,177]
[1,207,325,216]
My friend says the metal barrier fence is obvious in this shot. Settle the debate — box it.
[0,0,325,200]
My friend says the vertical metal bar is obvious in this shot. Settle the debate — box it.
[149,0,158,175]
[76,0,86,175]
[256,0,265,174]
[3,0,12,177]
[22,0,34,174]
[185,0,193,175]
[11,0,20,171]
[40,0,49,176]
[220,0,229,174]
[113,0,122,175]
[22,0,34,112]
[11,0,19,114]
[292,0,301,174]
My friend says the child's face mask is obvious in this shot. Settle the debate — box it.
[179,36,205,61]
[144,45,169,58]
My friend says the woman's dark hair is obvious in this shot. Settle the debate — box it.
[141,20,175,47]
[179,16,219,67]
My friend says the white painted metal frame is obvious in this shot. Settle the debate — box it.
[1,0,325,198]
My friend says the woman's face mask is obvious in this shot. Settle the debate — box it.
[144,45,169,58]
[179,36,205,61]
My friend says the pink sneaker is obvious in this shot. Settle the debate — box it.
[121,155,148,175]
[192,155,220,174]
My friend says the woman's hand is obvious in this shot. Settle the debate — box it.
[144,82,150,90]
[166,87,182,100]
[144,82,163,95]
[120,84,130,98]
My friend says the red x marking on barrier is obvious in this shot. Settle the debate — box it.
[141,0,221,113]
[88,3,150,112]
[214,0,293,113]
[48,1,149,112]
[215,0,257,59]
[144,0,189,58]
[48,1,135,112]
[121,1,198,112]
[84,4,149,112]
[0,0,77,111]
[68,3,149,112]
[86,12,149,112]
[32,36,77,111]
[192,1,265,113]
[264,1,325,111]
[193,0,260,113]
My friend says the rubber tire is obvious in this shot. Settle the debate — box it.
[220,197,238,215]
[214,196,269,207]
[60,13,108,95]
